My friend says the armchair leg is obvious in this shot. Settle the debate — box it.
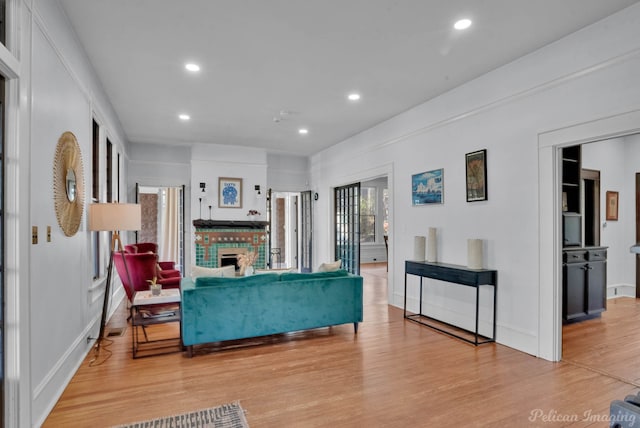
[354,322,359,333]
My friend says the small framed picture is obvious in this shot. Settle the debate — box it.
[218,177,243,208]
[606,191,618,221]
[412,168,444,205]
[465,149,487,202]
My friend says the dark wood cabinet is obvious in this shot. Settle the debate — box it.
[562,247,607,322]
[562,145,581,214]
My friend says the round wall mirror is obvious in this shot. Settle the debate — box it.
[65,168,77,202]
[53,132,85,236]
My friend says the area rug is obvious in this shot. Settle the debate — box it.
[113,401,249,428]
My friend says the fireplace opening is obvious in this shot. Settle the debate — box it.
[218,247,248,272]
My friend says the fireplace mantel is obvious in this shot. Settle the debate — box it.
[193,219,268,229]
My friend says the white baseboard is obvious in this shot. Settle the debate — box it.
[607,283,636,299]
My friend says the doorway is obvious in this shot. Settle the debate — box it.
[538,109,640,361]
[270,191,299,270]
[136,185,185,272]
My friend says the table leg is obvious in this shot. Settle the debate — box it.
[404,272,408,318]
[475,285,480,345]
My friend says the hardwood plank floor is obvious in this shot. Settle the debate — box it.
[44,263,640,427]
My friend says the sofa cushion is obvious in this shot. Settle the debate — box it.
[254,268,294,275]
[195,273,281,287]
[191,264,236,280]
[279,269,349,281]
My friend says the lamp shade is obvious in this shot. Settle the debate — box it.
[88,203,141,232]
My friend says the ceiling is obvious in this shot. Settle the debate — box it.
[59,0,640,156]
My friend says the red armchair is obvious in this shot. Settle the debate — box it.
[113,252,180,298]
[124,242,181,284]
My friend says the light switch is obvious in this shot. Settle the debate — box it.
[32,226,38,244]
[47,226,52,242]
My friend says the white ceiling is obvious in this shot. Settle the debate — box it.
[59,0,640,156]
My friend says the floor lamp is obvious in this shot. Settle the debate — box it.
[88,203,141,357]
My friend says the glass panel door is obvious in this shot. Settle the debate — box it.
[335,183,360,274]
[299,191,312,272]
[0,74,5,426]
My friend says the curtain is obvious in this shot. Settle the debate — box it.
[159,187,179,264]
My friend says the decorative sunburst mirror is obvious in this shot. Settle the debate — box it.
[53,131,85,237]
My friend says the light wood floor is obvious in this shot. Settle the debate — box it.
[44,263,640,427]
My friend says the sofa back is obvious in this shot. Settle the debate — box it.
[181,270,363,346]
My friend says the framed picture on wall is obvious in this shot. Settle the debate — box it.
[412,168,444,205]
[218,177,243,208]
[606,190,618,221]
[465,149,487,202]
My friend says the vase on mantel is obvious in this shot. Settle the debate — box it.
[244,266,254,276]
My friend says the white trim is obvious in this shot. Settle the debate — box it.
[538,109,640,361]
[3,0,27,426]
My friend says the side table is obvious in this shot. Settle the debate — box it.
[130,288,182,358]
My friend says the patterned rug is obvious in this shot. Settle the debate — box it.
[113,401,249,428]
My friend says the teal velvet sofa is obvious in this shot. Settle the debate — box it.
[180,270,363,356]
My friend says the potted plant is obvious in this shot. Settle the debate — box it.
[147,276,162,296]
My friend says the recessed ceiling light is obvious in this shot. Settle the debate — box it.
[454,18,472,30]
[298,128,309,135]
[185,63,200,72]
[348,93,361,101]
[179,114,190,121]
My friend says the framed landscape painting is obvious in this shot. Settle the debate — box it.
[412,169,444,205]
[465,149,487,202]
[218,177,242,208]
[606,191,618,221]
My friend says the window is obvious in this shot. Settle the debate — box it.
[360,187,376,243]
[382,187,389,236]
[106,139,112,202]
[92,119,100,279]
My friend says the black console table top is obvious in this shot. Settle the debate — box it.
[404,260,498,345]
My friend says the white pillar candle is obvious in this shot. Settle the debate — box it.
[414,236,426,260]
[467,239,483,269]
[427,228,437,262]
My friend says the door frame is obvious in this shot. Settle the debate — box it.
[538,109,640,361]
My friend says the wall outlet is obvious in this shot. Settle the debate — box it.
[614,287,618,295]
[47,226,52,242]
[32,226,38,244]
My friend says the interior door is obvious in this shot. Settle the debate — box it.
[0,74,5,425]
[335,183,360,275]
[299,190,313,272]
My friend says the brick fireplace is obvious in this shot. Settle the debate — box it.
[193,220,268,270]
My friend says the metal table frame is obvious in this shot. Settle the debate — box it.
[404,260,497,345]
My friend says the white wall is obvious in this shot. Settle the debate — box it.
[15,1,130,426]
[266,153,309,192]
[310,4,640,357]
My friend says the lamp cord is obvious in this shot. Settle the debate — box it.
[88,337,114,366]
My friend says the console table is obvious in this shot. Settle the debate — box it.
[404,260,497,345]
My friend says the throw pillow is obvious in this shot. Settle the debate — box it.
[191,264,236,279]
[317,260,341,272]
